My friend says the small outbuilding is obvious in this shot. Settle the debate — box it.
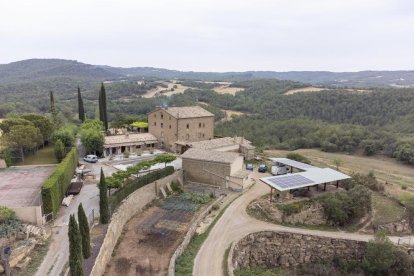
[103,133,158,157]
[181,148,249,190]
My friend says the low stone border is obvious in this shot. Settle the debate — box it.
[227,241,236,276]
[227,230,368,275]
[167,195,225,276]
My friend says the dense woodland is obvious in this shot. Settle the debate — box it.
[1,60,414,165]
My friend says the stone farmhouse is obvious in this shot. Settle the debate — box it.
[181,148,249,190]
[147,106,215,153]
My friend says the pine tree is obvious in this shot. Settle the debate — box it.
[78,87,85,122]
[77,203,91,259]
[68,214,84,276]
[99,168,109,224]
[99,83,108,131]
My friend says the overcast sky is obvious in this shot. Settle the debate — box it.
[1,0,413,71]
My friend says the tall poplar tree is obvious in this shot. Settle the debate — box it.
[68,214,84,276]
[99,168,109,224]
[77,203,91,259]
[78,87,85,122]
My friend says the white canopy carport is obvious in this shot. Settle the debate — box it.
[261,168,351,192]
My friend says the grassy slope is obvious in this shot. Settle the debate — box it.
[15,145,58,165]
[264,149,410,226]
[265,149,414,188]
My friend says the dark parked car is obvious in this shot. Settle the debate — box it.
[258,164,268,173]
[246,163,254,171]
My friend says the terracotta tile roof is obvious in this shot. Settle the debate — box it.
[188,137,254,150]
[152,106,214,119]
[181,148,241,163]
[104,133,158,146]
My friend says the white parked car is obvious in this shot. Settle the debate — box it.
[271,165,289,175]
[83,155,98,163]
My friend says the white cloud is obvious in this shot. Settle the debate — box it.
[1,0,413,71]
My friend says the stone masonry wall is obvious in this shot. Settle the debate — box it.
[89,170,181,276]
[230,231,367,274]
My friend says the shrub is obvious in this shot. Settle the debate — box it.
[402,184,408,190]
[42,148,78,215]
[362,232,396,275]
[342,172,384,192]
[286,152,311,164]
[0,148,13,166]
[51,126,76,148]
[278,202,303,216]
[170,181,183,193]
[54,139,65,162]
[0,206,15,222]
[123,150,130,158]
[212,203,220,211]
[109,166,175,213]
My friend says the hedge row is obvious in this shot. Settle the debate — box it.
[42,148,78,215]
[109,166,175,213]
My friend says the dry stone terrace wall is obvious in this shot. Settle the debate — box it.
[89,170,182,276]
[230,231,367,275]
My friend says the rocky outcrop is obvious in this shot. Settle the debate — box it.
[231,231,367,273]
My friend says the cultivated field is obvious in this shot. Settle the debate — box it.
[285,87,369,95]
[142,81,190,98]
[284,87,325,95]
[222,110,245,121]
[213,84,244,95]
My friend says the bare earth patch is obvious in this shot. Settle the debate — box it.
[104,205,194,276]
[285,87,370,95]
[213,85,244,95]
[142,81,190,98]
[285,87,325,95]
[222,110,245,121]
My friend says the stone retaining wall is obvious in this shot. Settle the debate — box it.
[167,195,224,276]
[89,170,182,276]
[229,231,367,275]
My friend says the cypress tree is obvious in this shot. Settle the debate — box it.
[99,168,109,224]
[99,83,108,131]
[77,203,91,259]
[78,87,85,122]
[98,87,104,123]
[68,214,84,276]
[50,91,58,127]
[50,91,55,114]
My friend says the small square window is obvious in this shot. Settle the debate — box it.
[161,114,164,119]
[154,122,156,126]
[161,123,163,128]
[169,125,171,129]
[187,124,189,129]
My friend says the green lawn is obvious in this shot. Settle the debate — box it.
[372,192,405,225]
[16,145,58,165]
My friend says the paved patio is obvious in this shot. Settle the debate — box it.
[0,165,55,207]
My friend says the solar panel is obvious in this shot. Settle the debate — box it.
[269,158,316,170]
[267,174,314,189]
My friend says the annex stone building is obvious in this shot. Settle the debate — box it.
[148,106,215,153]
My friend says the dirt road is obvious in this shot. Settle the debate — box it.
[193,171,412,276]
